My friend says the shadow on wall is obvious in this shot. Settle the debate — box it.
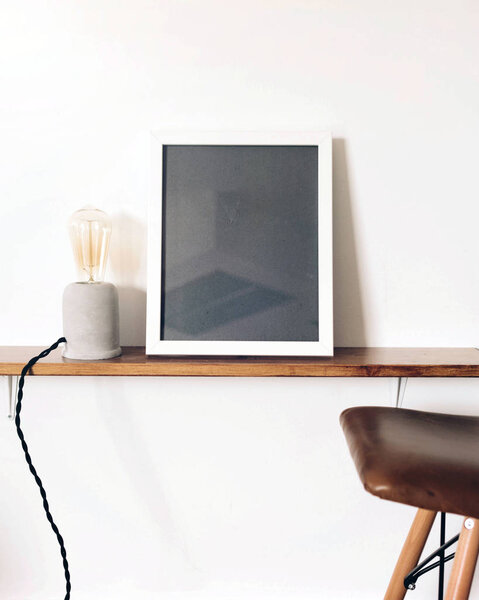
[332,139,366,346]
[95,379,201,588]
[109,212,147,346]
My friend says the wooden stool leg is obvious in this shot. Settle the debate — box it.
[385,508,436,600]
[445,517,479,600]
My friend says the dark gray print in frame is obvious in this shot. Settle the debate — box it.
[160,145,319,342]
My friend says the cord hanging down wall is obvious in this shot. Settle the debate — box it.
[15,338,71,600]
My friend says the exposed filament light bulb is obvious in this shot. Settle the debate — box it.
[68,207,111,283]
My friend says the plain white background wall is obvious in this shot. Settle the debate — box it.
[1,1,478,598]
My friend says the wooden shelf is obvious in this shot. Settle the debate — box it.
[0,346,478,377]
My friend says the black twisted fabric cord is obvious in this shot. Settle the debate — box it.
[15,337,71,600]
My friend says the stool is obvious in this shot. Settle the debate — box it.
[340,406,479,599]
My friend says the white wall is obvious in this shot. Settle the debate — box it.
[0,1,478,598]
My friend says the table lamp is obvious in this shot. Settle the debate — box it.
[62,207,121,360]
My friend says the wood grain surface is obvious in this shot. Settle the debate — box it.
[0,346,478,377]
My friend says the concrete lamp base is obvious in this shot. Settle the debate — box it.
[62,282,121,360]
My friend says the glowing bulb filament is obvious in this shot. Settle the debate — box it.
[68,207,111,283]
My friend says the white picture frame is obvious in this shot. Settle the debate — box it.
[146,131,333,356]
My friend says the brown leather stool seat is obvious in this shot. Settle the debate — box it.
[341,406,479,519]
[341,406,479,599]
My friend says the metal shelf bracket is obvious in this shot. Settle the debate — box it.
[395,376,408,408]
[3,375,19,420]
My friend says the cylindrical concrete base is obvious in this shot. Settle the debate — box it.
[63,282,121,360]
